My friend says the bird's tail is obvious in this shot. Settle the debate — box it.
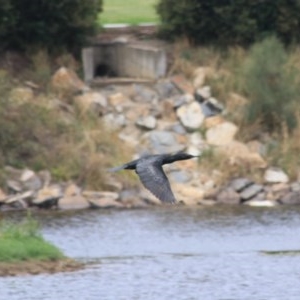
[108,165,126,172]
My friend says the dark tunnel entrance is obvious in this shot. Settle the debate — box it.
[94,63,117,77]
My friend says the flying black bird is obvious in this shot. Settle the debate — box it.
[109,151,198,204]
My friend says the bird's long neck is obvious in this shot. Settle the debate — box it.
[162,153,183,165]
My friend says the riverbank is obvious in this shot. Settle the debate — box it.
[0,259,82,277]
[0,70,299,210]
[0,217,84,276]
[1,32,300,210]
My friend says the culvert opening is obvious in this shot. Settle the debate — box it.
[94,63,116,77]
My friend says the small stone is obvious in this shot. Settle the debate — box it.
[103,113,126,129]
[88,197,123,209]
[198,199,217,206]
[58,195,90,210]
[108,92,128,107]
[206,121,238,146]
[176,101,205,131]
[171,75,194,94]
[264,167,289,183]
[82,191,119,200]
[4,199,28,210]
[74,92,107,115]
[133,84,158,103]
[120,189,149,207]
[193,67,207,89]
[201,98,224,117]
[204,115,225,129]
[291,182,300,192]
[155,80,177,98]
[243,199,277,207]
[20,169,35,182]
[195,86,211,101]
[64,183,81,197]
[136,115,157,130]
[6,180,22,193]
[168,122,186,135]
[189,132,204,146]
[174,184,204,205]
[51,67,88,94]
[216,187,240,204]
[270,183,290,198]
[230,178,253,192]
[148,130,184,153]
[240,184,264,201]
[20,169,42,191]
[5,191,34,204]
[280,191,300,205]
[173,94,194,109]
[33,185,62,205]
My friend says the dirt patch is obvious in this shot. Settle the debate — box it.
[0,258,83,277]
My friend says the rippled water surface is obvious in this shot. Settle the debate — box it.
[1,206,300,300]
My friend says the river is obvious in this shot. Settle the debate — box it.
[1,205,300,300]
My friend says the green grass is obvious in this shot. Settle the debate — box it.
[100,0,159,24]
[0,217,64,262]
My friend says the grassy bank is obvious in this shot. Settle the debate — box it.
[0,217,63,262]
[100,0,159,24]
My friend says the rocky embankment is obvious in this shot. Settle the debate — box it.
[1,67,300,211]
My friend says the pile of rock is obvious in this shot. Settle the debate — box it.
[2,66,300,211]
[1,164,300,211]
[216,168,300,206]
[0,166,131,211]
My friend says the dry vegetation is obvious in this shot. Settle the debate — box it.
[169,36,300,182]
[0,51,134,190]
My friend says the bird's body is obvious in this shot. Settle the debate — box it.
[109,152,197,203]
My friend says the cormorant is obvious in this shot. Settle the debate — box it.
[109,151,198,204]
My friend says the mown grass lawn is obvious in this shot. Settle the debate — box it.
[100,0,159,24]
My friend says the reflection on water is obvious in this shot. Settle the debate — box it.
[1,206,300,300]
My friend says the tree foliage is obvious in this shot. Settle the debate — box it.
[156,0,300,45]
[0,0,102,52]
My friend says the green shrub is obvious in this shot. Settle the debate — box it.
[0,0,103,52]
[156,0,300,45]
[239,36,300,132]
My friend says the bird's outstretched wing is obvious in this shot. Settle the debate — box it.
[136,162,176,203]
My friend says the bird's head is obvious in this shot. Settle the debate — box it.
[163,151,200,164]
[174,151,199,160]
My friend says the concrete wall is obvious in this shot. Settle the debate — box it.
[82,41,167,82]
